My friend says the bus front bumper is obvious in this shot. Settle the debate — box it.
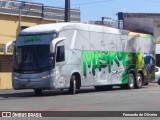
[12,77,53,90]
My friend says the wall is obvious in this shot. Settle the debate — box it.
[0,73,12,89]
[0,14,56,44]
[119,13,160,35]
[124,17,154,35]
[154,21,160,43]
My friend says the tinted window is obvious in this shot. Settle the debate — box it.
[13,45,55,73]
[56,46,65,62]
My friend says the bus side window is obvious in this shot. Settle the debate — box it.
[56,45,65,62]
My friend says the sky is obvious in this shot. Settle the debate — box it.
[22,0,160,22]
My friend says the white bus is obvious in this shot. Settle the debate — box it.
[11,23,155,95]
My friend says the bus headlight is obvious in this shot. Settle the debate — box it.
[13,77,18,80]
[41,75,51,79]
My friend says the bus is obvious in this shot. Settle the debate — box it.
[11,23,155,95]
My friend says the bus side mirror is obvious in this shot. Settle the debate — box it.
[50,37,66,53]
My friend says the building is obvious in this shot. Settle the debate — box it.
[89,17,123,29]
[0,0,80,89]
[118,12,160,67]
[118,12,160,38]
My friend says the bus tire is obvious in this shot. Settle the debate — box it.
[69,75,76,95]
[34,89,42,95]
[128,73,135,89]
[158,78,160,85]
[135,73,143,89]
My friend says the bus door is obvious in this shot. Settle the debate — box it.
[55,41,65,64]
[54,40,68,88]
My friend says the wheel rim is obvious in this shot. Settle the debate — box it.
[137,75,142,87]
[129,75,134,88]
[73,80,76,93]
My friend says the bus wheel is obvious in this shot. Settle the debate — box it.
[34,89,42,95]
[158,78,160,85]
[69,75,76,95]
[135,73,143,89]
[128,73,135,89]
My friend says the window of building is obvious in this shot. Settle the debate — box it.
[0,55,12,72]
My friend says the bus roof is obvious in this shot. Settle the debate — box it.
[20,22,152,38]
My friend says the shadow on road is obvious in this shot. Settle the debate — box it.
[0,85,150,99]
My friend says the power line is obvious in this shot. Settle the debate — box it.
[72,0,115,7]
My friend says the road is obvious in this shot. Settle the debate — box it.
[0,83,160,120]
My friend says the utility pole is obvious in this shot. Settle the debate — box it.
[102,17,104,25]
[65,0,70,22]
[18,1,25,33]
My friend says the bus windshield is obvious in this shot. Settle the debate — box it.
[13,45,54,73]
[13,33,56,73]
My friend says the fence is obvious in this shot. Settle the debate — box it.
[0,0,80,21]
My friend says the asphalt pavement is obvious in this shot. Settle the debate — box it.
[0,83,160,120]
